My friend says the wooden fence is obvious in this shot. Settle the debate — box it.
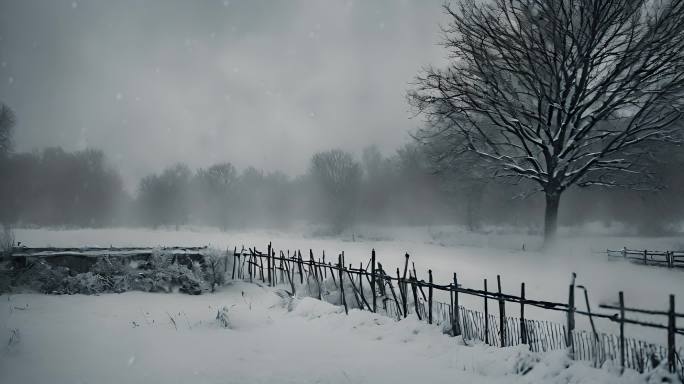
[234,243,684,378]
[607,248,684,269]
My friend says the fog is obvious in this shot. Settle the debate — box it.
[1,0,684,236]
[0,0,446,188]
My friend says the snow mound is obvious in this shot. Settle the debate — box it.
[288,296,344,319]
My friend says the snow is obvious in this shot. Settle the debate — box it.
[0,281,660,383]
[7,224,684,377]
[14,225,684,314]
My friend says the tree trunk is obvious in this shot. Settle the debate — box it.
[543,191,561,244]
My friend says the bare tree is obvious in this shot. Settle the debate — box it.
[309,150,362,233]
[0,104,15,156]
[409,0,684,243]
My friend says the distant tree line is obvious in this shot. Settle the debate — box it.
[0,147,127,227]
[1,102,683,234]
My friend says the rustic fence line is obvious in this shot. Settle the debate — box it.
[607,248,684,269]
[233,243,684,378]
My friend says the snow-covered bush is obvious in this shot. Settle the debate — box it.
[215,306,230,328]
[127,252,207,295]
[201,250,228,292]
[7,249,224,295]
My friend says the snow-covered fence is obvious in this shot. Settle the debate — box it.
[234,243,684,378]
[607,248,684,269]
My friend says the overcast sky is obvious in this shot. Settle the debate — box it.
[0,0,446,189]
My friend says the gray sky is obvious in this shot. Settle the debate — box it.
[0,0,446,189]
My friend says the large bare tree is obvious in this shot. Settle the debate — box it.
[409,0,684,242]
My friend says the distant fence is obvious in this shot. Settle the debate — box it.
[234,243,684,378]
[607,248,684,269]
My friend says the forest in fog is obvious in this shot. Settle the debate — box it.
[1,137,683,234]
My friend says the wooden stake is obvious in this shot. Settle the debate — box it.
[428,269,433,325]
[322,251,326,278]
[520,283,527,345]
[371,249,376,313]
[339,254,347,314]
[619,291,625,371]
[248,250,253,283]
[484,278,489,345]
[298,250,304,285]
[402,253,409,306]
[667,294,676,373]
[497,275,505,347]
[453,273,461,336]
[231,246,237,279]
[397,268,407,318]
[267,242,272,286]
[567,273,576,358]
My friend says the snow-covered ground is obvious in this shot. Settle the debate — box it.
[0,281,665,384]
[14,225,684,318]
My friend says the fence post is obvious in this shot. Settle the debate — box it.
[267,242,272,286]
[231,246,237,279]
[618,291,625,372]
[428,269,433,325]
[339,254,347,315]
[667,294,676,373]
[397,268,407,318]
[272,248,277,285]
[248,250,253,283]
[643,249,647,265]
[567,273,576,358]
[298,250,304,285]
[313,251,322,299]
[520,282,527,345]
[453,273,461,336]
[484,278,489,345]
[403,253,409,287]
[279,251,284,283]
[371,249,377,313]
[497,275,505,347]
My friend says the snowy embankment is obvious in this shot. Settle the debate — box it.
[0,281,665,384]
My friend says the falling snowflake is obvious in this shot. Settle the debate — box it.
[71,2,78,9]
[115,93,123,100]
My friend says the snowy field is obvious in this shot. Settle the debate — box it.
[13,225,684,314]
[2,225,683,383]
[0,281,662,384]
